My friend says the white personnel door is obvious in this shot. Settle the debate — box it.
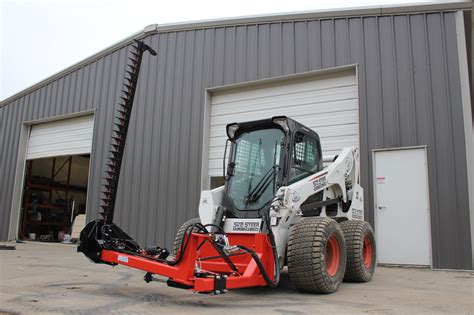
[374,147,431,266]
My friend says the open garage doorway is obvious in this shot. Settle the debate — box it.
[14,113,95,242]
[19,155,90,242]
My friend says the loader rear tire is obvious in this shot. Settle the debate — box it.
[340,220,376,282]
[173,218,201,256]
[287,217,346,294]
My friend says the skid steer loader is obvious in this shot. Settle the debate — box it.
[78,41,376,294]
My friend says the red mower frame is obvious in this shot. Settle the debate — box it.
[96,232,275,294]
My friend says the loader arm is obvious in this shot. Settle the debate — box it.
[264,147,363,260]
[284,146,363,216]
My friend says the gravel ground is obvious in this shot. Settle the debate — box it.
[0,241,473,314]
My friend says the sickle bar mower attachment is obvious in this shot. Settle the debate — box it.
[99,40,156,225]
[78,220,276,294]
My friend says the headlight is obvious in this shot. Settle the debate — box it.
[226,123,239,140]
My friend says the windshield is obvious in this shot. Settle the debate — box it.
[226,128,285,211]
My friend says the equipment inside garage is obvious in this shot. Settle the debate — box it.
[20,155,90,242]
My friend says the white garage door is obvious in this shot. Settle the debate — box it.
[208,69,358,177]
[26,115,94,160]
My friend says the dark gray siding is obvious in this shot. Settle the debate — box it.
[0,11,471,269]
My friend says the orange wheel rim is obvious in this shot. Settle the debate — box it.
[326,235,340,276]
[363,235,373,268]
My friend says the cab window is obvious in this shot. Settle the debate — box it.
[290,131,320,183]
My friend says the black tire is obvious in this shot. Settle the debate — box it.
[287,217,346,294]
[172,218,201,256]
[340,220,376,282]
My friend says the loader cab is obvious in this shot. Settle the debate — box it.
[222,116,323,219]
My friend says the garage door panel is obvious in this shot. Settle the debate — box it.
[30,120,93,133]
[210,110,358,136]
[211,99,357,126]
[27,115,94,160]
[211,87,357,116]
[209,135,358,156]
[320,136,359,151]
[29,129,92,143]
[27,144,92,159]
[208,71,358,177]
[282,112,358,128]
[212,73,356,105]
[28,139,93,153]
[209,124,358,149]
[212,86,356,114]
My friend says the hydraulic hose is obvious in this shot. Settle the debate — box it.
[233,202,280,288]
[261,208,281,287]
[236,242,279,288]
[168,223,208,266]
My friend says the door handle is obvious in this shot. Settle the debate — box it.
[377,205,387,210]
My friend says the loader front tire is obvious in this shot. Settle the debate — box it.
[340,220,376,282]
[173,218,201,256]
[287,217,346,294]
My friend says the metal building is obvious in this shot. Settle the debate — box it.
[1,3,473,270]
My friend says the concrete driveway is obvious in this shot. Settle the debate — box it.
[0,242,473,314]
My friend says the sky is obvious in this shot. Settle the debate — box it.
[0,0,465,101]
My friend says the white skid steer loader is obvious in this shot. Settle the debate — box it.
[180,115,376,293]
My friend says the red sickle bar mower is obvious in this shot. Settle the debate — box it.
[79,220,277,294]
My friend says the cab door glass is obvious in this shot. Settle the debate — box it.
[290,131,320,183]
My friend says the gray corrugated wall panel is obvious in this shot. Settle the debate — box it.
[295,22,309,73]
[378,16,399,147]
[0,105,9,238]
[335,19,350,65]
[148,34,167,244]
[1,98,22,239]
[1,102,14,238]
[246,25,259,81]
[395,15,417,146]
[0,12,471,269]
[139,34,159,244]
[436,12,471,268]
[224,27,236,84]
[258,24,270,78]
[445,13,472,269]
[235,26,246,82]
[322,19,336,68]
